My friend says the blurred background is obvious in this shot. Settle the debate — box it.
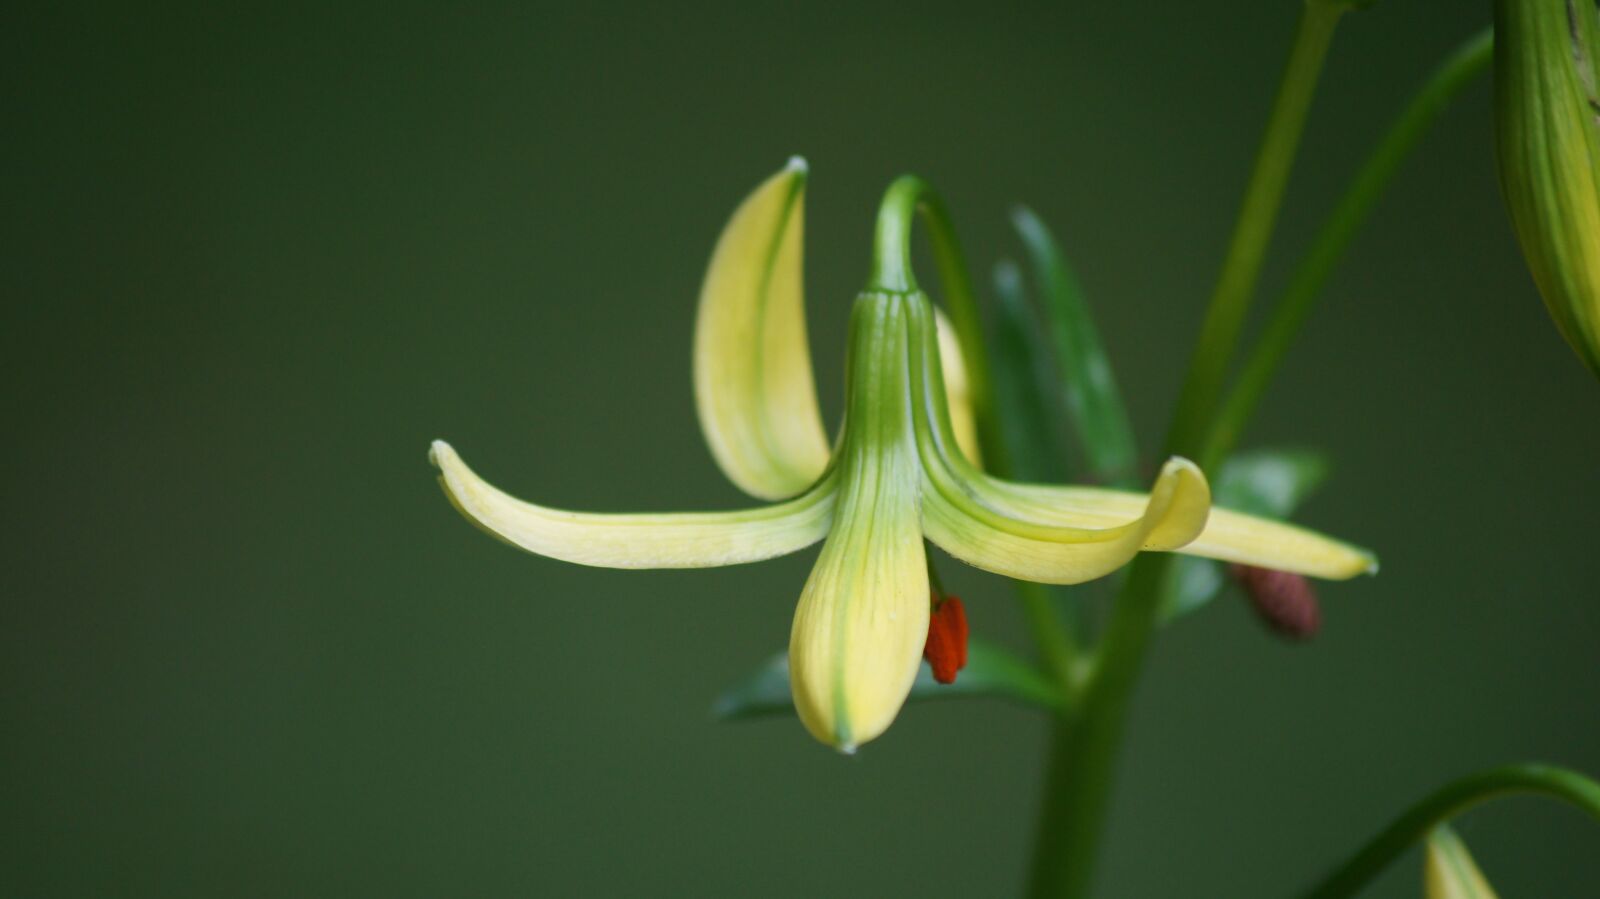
[7,1,1599,895]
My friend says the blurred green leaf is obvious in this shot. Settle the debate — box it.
[1424,825,1500,899]
[1011,206,1137,487]
[990,260,1071,483]
[712,637,1063,721]
[1164,448,1331,620]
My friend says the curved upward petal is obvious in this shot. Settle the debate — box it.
[431,441,833,568]
[693,159,831,500]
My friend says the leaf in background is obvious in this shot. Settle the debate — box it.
[1011,206,1137,488]
[990,260,1071,483]
[711,637,1063,722]
[1163,448,1331,620]
[1424,826,1500,899]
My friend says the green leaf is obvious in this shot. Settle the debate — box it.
[1424,825,1500,899]
[1164,448,1331,620]
[711,637,1063,722]
[1011,206,1137,488]
[990,260,1071,483]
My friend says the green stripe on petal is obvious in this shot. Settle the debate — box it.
[789,293,928,752]
[901,290,1372,581]
[1425,826,1500,899]
[430,441,833,568]
[973,481,1375,580]
[693,159,831,500]
[972,483,1376,572]
[904,290,1212,582]
[921,457,1211,584]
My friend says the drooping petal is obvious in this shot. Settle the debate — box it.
[934,307,981,466]
[430,441,833,568]
[789,292,928,751]
[905,291,1212,582]
[902,291,1374,581]
[921,457,1212,584]
[975,480,1376,580]
[693,158,831,500]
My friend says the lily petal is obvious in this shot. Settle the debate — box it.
[934,307,982,466]
[903,291,1373,581]
[922,457,1212,584]
[789,293,928,751]
[430,440,833,568]
[975,481,1377,580]
[693,158,831,500]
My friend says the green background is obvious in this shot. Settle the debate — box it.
[7,2,1599,895]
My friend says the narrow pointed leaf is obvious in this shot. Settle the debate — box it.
[1165,448,1333,619]
[712,637,1065,721]
[1012,206,1138,487]
[990,260,1071,483]
[694,158,831,500]
[1424,826,1500,899]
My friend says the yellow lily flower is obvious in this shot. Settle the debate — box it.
[430,159,1376,751]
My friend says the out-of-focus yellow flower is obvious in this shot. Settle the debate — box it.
[430,160,1377,751]
[1425,825,1499,899]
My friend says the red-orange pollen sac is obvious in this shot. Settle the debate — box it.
[923,594,969,684]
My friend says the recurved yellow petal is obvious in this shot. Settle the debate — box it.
[921,457,1212,585]
[973,479,1376,580]
[693,158,831,500]
[934,307,981,466]
[1425,826,1500,899]
[430,440,832,568]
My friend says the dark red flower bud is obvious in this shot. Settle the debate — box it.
[923,594,969,684]
[1231,564,1320,640]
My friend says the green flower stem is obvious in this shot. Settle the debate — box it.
[872,175,1011,476]
[1164,0,1350,460]
[1299,764,1600,899]
[873,176,1079,690]
[1200,27,1494,471]
[1028,5,1351,897]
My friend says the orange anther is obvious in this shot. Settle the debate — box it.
[923,595,969,684]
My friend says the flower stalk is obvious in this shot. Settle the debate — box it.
[1029,3,1352,895]
[1299,764,1600,899]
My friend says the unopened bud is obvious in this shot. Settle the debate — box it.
[1494,0,1600,378]
[1231,564,1321,639]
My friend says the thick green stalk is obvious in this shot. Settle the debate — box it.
[1299,764,1600,898]
[1027,4,1350,896]
[1201,27,1494,470]
[873,176,1078,688]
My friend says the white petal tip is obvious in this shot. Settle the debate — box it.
[837,743,857,756]
[428,439,453,468]
[1364,558,1380,576]
[785,155,808,173]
